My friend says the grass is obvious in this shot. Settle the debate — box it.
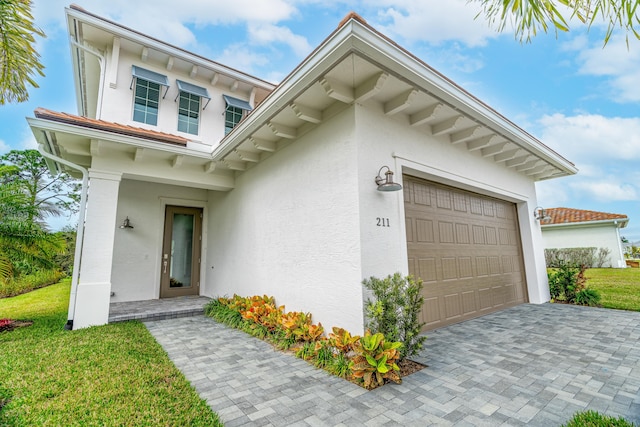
[561,410,636,426]
[0,279,222,426]
[584,268,640,311]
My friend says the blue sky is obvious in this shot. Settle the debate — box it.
[2,1,640,241]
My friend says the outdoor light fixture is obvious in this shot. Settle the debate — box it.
[533,207,550,222]
[375,166,402,192]
[119,216,134,229]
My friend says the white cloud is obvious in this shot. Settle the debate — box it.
[535,113,640,205]
[214,44,271,76]
[564,34,640,103]
[570,180,638,202]
[369,0,499,47]
[539,113,640,163]
[248,24,312,57]
[35,0,299,50]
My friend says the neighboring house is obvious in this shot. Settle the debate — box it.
[28,6,577,332]
[541,208,629,268]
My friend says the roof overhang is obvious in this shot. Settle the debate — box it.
[542,218,629,230]
[28,116,234,191]
[65,5,276,118]
[212,15,577,181]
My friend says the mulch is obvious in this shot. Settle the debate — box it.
[0,319,33,333]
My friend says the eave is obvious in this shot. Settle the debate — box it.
[211,16,577,182]
[28,116,234,191]
[542,218,629,230]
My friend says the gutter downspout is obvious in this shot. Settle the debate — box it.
[37,136,89,330]
[69,37,106,119]
[614,220,626,268]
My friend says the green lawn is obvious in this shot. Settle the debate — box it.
[0,279,222,426]
[585,268,640,311]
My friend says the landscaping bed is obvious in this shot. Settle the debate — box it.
[205,285,427,390]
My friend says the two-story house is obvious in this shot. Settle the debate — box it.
[28,5,576,332]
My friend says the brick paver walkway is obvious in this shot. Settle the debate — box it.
[145,303,640,426]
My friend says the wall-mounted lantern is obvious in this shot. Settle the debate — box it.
[375,166,402,192]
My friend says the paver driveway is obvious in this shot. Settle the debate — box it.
[145,303,640,426]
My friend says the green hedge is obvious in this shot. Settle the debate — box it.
[0,269,66,298]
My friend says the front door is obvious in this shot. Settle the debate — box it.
[160,205,202,298]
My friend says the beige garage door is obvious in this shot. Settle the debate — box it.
[404,176,528,331]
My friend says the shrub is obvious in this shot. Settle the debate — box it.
[350,331,402,389]
[561,410,636,427]
[574,289,601,307]
[0,269,65,298]
[363,273,426,360]
[595,248,612,268]
[207,294,404,389]
[548,263,600,306]
[544,247,615,268]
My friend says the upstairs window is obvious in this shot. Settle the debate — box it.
[131,66,169,126]
[224,95,253,135]
[178,92,200,135]
[176,80,210,136]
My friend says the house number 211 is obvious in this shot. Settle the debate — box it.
[376,217,390,227]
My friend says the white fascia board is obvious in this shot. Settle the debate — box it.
[542,218,629,230]
[27,117,213,160]
[211,21,360,161]
[212,18,576,176]
[343,25,577,176]
[64,7,275,91]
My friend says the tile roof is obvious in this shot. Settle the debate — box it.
[33,108,188,146]
[543,207,628,225]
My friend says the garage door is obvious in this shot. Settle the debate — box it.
[404,176,528,331]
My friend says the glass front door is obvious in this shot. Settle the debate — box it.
[160,205,202,298]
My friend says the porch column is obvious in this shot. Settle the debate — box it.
[73,170,122,329]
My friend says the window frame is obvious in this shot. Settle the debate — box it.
[132,78,161,126]
[177,91,201,135]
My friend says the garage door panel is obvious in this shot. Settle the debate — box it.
[405,218,413,243]
[456,223,470,244]
[472,225,485,244]
[416,219,434,242]
[442,257,457,280]
[436,188,452,209]
[422,297,441,326]
[462,291,477,315]
[489,256,501,275]
[476,256,489,276]
[417,258,437,282]
[478,288,493,310]
[444,294,462,320]
[486,227,498,245]
[404,176,528,331]
[459,257,473,278]
[438,221,455,243]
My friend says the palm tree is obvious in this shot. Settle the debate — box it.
[0,165,64,283]
[0,0,45,104]
[477,0,640,45]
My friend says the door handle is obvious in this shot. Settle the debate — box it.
[163,260,168,274]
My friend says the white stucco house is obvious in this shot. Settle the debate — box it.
[541,207,629,268]
[28,6,577,332]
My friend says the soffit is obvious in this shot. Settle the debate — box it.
[214,50,573,181]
